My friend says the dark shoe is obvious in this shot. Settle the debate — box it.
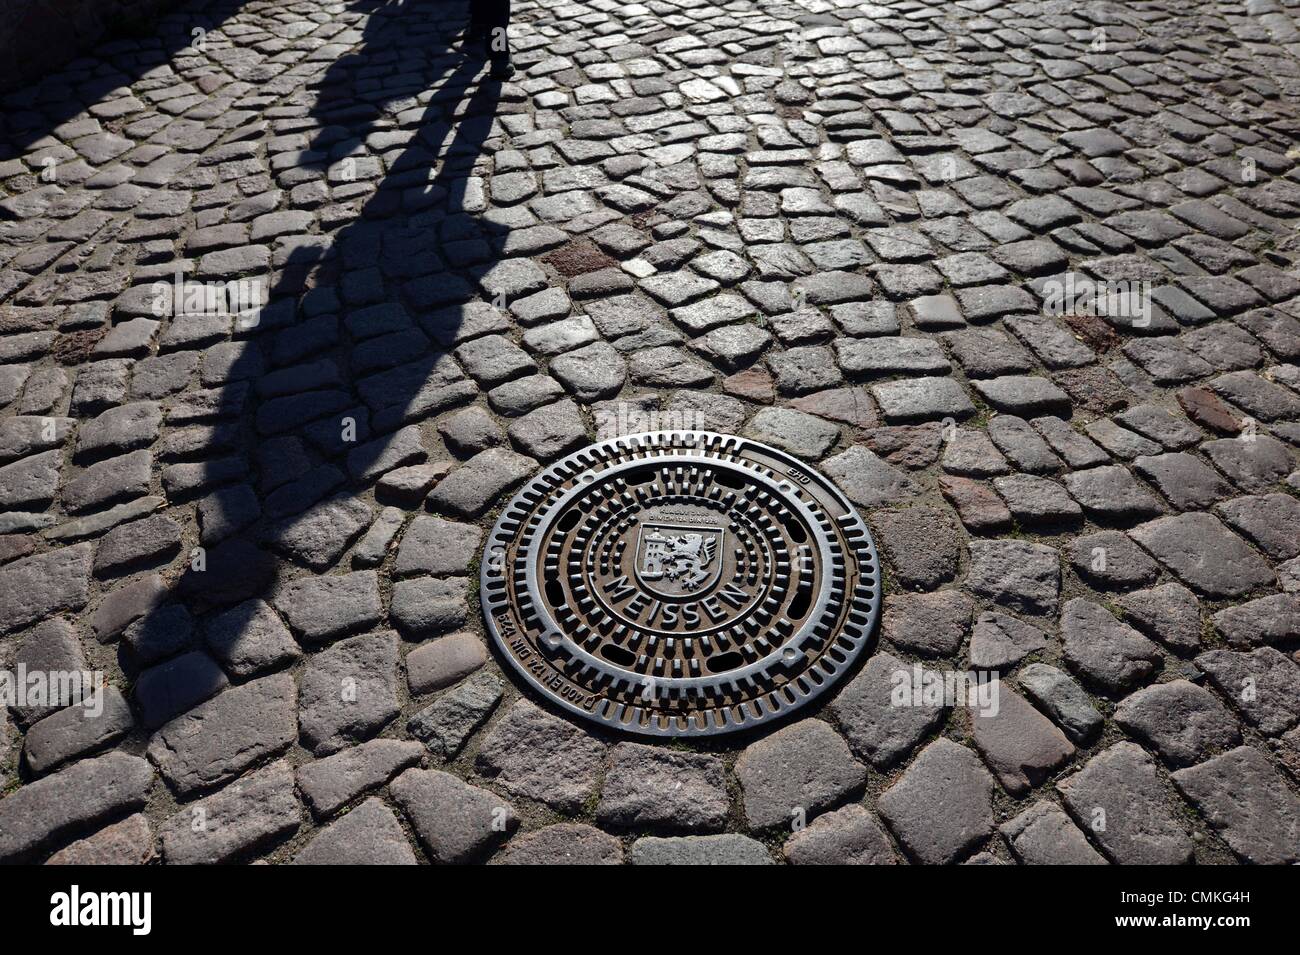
[485,26,514,78]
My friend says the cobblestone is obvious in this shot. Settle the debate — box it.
[1114,583,1203,654]
[390,768,516,864]
[146,673,296,795]
[1001,802,1105,866]
[296,739,423,820]
[1197,648,1300,736]
[2,0,1299,866]
[1115,680,1242,769]
[1017,663,1104,745]
[1061,598,1163,697]
[1131,513,1275,598]
[830,651,948,769]
[882,590,972,657]
[969,611,1048,671]
[736,719,866,830]
[630,834,772,866]
[967,539,1060,616]
[497,823,623,866]
[972,688,1074,797]
[474,699,605,812]
[408,670,502,760]
[597,743,728,833]
[0,751,153,863]
[782,804,898,865]
[159,760,300,865]
[45,814,156,866]
[24,688,133,775]
[1172,746,1300,865]
[878,739,995,865]
[1058,743,1193,864]
[292,798,417,866]
[298,631,400,756]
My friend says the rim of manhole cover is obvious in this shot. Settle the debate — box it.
[480,431,882,737]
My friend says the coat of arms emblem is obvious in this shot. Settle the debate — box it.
[634,524,724,598]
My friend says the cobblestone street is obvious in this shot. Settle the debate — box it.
[2,0,1300,865]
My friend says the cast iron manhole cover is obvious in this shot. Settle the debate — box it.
[481,431,882,737]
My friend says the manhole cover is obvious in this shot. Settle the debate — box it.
[480,431,882,737]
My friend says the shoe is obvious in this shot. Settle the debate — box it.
[466,22,513,77]
[484,25,514,78]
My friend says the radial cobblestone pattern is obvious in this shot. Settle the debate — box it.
[1,0,1299,865]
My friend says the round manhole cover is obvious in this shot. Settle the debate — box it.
[480,431,883,737]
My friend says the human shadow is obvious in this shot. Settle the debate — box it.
[159,12,507,641]
[49,0,516,853]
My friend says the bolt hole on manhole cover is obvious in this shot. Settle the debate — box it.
[481,431,883,737]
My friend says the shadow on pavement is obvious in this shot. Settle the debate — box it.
[17,0,516,859]
[3,0,252,152]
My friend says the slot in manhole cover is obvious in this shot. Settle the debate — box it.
[481,431,882,737]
